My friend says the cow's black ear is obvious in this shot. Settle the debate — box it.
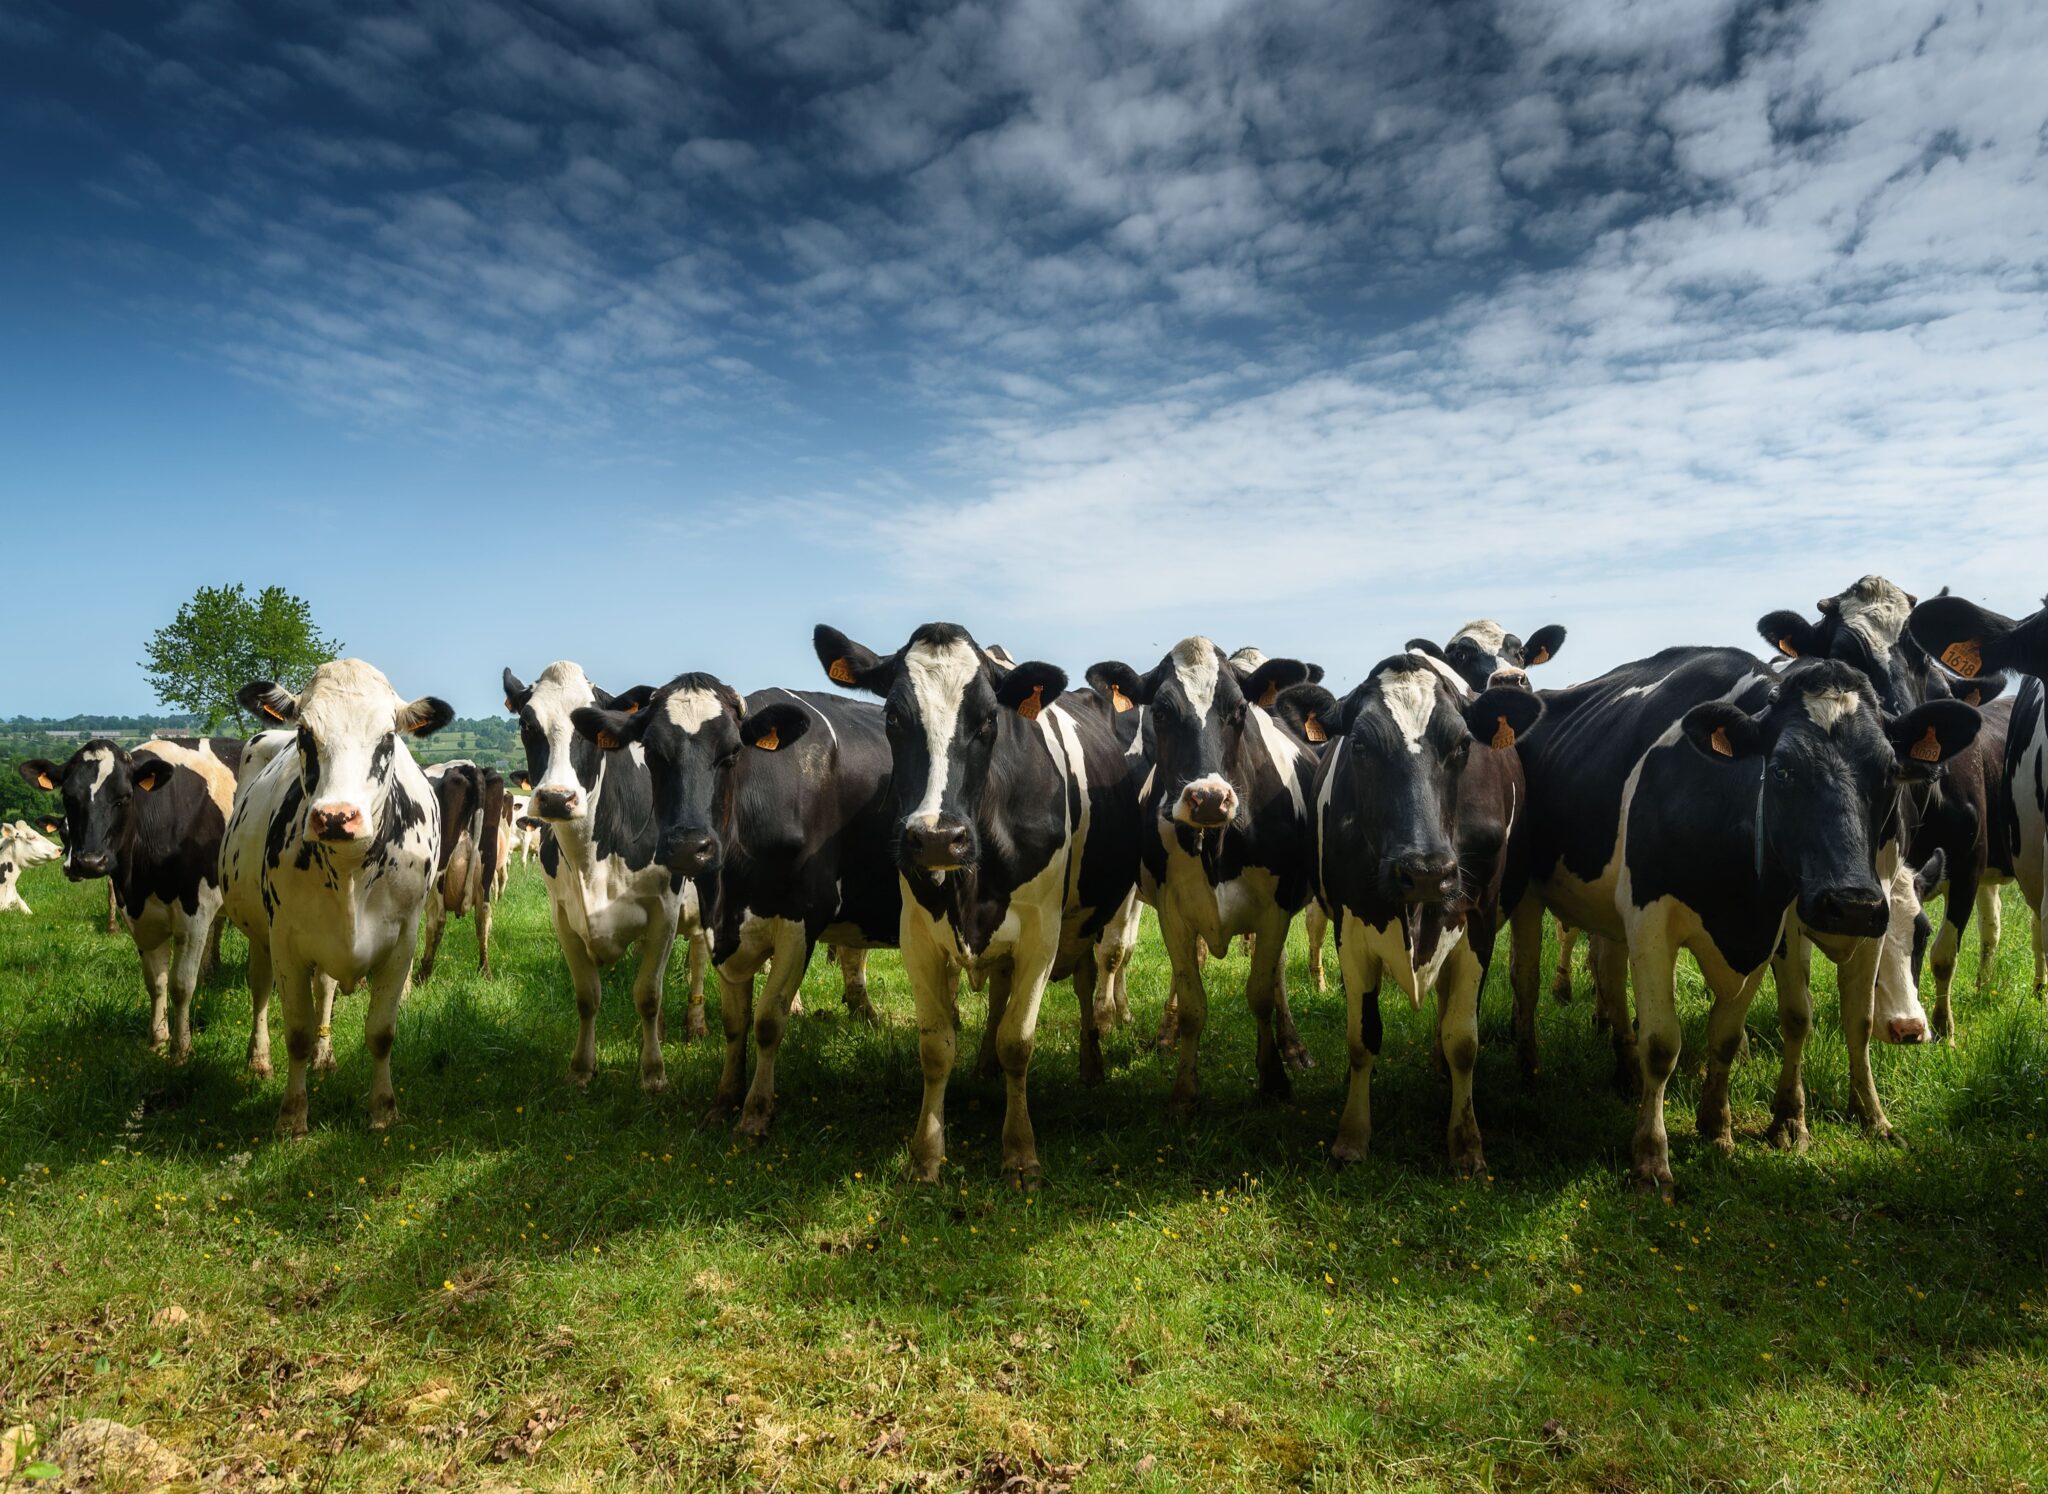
[997,662,1066,721]
[1912,848,1948,903]
[1887,698,1980,775]
[1404,637,1449,662]
[1086,662,1146,713]
[506,768,534,792]
[131,755,173,794]
[983,644,1018,676]
[1523,625,1566,668]
[1303,662,1325,684]
[1240,658,1314,709]
[814,625,892,695]
[1952,670,2009,708]
[398,696,455,737]
[1907,596,2023,680]
[1271,684,1338,745]
[610,684,658,717]
[35,814,64,838]
[570,704,647,752]
[502,668,533,714]
[740,703,810,753]
[17,759,64,792]
[1464,685,1544,750]
[1758,611,1818,661]
[1680,701,1765,762]
[238,680,298,724]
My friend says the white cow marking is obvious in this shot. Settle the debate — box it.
[1835,577,1912,663]
[1802,687,1861,732]
[1171,636,1221,721]
[1379,668,1437,755]
[663,688,725,734]
[904,638,981,829]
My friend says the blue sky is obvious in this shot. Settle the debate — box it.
[3,0,2045,718]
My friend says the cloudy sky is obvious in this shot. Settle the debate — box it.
[3,0,2045,717]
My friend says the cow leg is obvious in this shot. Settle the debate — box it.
[1551,921,1578,1005]
[837,945,876,1023]
[1159,910,1207,1118]
[416,897,447,985]
[1837,936,1892,1139]
[106,880,119,934]
[738,925,809,1136]
[138,932,173,1054]
[1331,920,1384,1164]
[1974,884,2003,995]
[707,956,762,1125]
[1625,927,1681,1200]
[1304,903,1329,995]
[201,910,225,980]
[683,933,710,1041]
[1766,932,1813,1153]
[1073,953,1105,1087]
[166,916,208,1064]
[563,937,605,1087]
[995,933,1058,1187]
[902,926,959,1184]
[311,973,338,1073]
[276,959,317,1139]
[1589,935,1636,1096]
[1929,912,1962,1044]
[364,941,411,1131]
[1437,940,1486,1176]
[977,962,1012,1081]
[1507,897,1544,1080]
[1695,968,1762,1160]
[1247,907,1294,1100]
[475,895,494,979]
[632,926,679,1094]
[245,935,274,1079]
[1095,892,1141,1031]
[2034,896,2047,997]
[1271,937,1314,1072]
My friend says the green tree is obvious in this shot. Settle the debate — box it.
[140,584,343,731]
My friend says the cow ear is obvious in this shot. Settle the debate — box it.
[17,759,64,792]
[506,767,534,792]
[1680,701,1766,762]
[238,680,299,724]
[131,755,173,794]
[570,705,646,752]
[740,703,809,753]
[1951,670,2008,708]
[1271,683,1337,745]
[1240,658,1314,709]
[982,644,1018,677]
[1886,699,1980,775]
[814,625,892,696]
[1907,596,2022,680]
[1464,685,1544,750]
[397,696,455,737]
[35,814,63,838]
[996,662,1067,720]
[1912,848,1948,903]
[1523,625,1566,668]
[1404,637,1449,663]
[1085,662,1146,713]
[502,668,532,714]
[609,684,658,717]
[1758,611,1819,660]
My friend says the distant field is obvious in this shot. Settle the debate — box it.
[1,862,2044,1490]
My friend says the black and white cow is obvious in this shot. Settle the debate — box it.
[1084,639,1318,1112]
[1909,595,2048,995]
[219,662,451,1135]
[1510,647,1977,1196]
[1301,657,1543,1172]
[568,673,899,1136]
[1411,619,1568,693]
[504,662,702,1089]
[814,622,1140,1184]
[0,821,61,914]
[19,737,242,1059]
[416,760,504,983]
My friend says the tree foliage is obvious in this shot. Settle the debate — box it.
[140,584,343,731]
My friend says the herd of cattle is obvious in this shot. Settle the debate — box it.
[10,579,2048,1198]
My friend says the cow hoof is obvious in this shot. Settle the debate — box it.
[903,1157,942,1185]
[312,1051,338,1076]
[1257,1067,1294,1104]
[844,994,878,1024]
[1451,1149,1486,1179]
[640,1072,670,1095]
[1631,1171,1676,1203]
[369,1103,399,1132]
[168,1046,192,1068]
[1328,1137,1368,1167]
[1551,977,1574,1006]
[1155,1019,1181,1053]
[567,1068,595,1090]
[683,1007,709,1042]
[735,1107,773,1140]
[248,1059,273,1081]
[1868,1125,1901,1148]
[1001,1163,1043,1191]
[1707,1133,1736,1160]
[1164,1094,1199,1123]
[700,1101,740,1129]
[276,1104,308,1140]
[1765,1118,1810,1154]
[1281,1041,1316,1073]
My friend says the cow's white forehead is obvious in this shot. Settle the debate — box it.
[1377,667,1439,754]
[1801,687,1862,732]
[1170,636,1222,719]
[1834,576,1911,661]
[662,688,725,733]
[526,660,595,722]
[80,747,116,794]
[1451,620,1508,654]
[904,638,980,717]
[298,659,406,735]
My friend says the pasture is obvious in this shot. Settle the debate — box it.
[2,861,2044,1491]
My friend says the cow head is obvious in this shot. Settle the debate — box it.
[1319,656,1542,906]
[1757,575,1941,714]
[1408,621,1567,693]
[569,673,806,878]
[1677,659,1977,940]
[1907,594,2048,684]
[815,622,1064,876]
[238,660,452,846]
[1087,638,1313,832]
[502,662,653,828]
[15,741,179,880]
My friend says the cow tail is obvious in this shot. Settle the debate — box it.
[480,768,505,902]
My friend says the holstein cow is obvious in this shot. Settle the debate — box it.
[814,623,1139,1185]
[19,737,242,1059]
[503,662,702,1087]
[0,821,62,913]
[568,673,898,1137]
[1510,647,1976,1196]
[1298,657,1543,1171]
[416,761,504,982]
[1909,595,2048,995]
[1084,639,1319,1112]
[218,662,452,1135]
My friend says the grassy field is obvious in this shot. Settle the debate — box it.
[2,861,2045,1491]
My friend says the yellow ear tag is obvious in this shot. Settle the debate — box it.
[1110,685,1133,713]
[1304,715,1328,745]
[1490,716,1516,750]
[1710,726,1734,758]
[1941,640,1982,678]
[1910,726,1942,763]
[1017,685,1045,721]
[1256,682,1279,707]
[36,772,54,790]
[754,725,781,751]
[261,701,287,722]
[596,730,620,750]
[1775,638,1798,659]
[621,700,640,716]
[504,698,515,713]
[828,658,858,685]
[1529,646,1550,666]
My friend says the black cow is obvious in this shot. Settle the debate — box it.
[1300,657,1542,1172]
[568,674,900,1137]
[1410,619,1568,693]
[417,760,505,983]
[1511,647,1977,1196]
[19,737,243,1061]
[814,622,1139,1185]
[1084,638,1319,1114]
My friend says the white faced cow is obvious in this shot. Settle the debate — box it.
[0,820,63,914]
[219,661,452,1135]
[815,623,1139,1185]
[19,737,243,1058]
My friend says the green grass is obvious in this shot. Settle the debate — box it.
[3,863,2045,1491]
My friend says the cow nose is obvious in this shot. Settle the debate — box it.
[1386,852,1458,903]
[1884,1015,1929,1044]
[1803,885,1889,939]
[535,787,580,819]
[666,829,719,875]
[1488,667,1531,690]
[310,804,366,841]
[66,852,109,880]
[903,820,974,870]
[1178,782,1237,827]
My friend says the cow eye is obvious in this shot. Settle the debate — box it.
[1773,763,1794,783]
[977,714,997,741]
[883,705,904,731]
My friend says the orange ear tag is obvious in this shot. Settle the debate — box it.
[1258,683,1280,707]
[1017,686,1045,721]
[755,725,781,751]
[1940,640,1982,678]
[36,772,54,790]
[504,698,515,712]
[1490,716,1516,750]
[1110,685,1133,713]
[1910,726,1942,763]
[261,702,287,722]
[1775,638,1798,659]
[828,658,858,685]
[1710,727,1734,757]
[1305,715,1328,745]
[1530,647,1549,666]
[596,730,620,750]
